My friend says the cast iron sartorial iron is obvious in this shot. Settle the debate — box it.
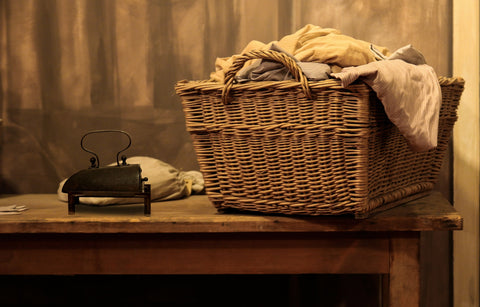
[62,130,151,216]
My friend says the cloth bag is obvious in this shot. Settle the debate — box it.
[57,156,204,205]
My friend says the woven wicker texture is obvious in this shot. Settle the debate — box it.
[175,50,465,217]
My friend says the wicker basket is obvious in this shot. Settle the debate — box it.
[175,50,465,218]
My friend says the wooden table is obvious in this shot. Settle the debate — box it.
[0,192,462,306]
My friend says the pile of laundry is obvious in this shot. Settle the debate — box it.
[211,24,441,152]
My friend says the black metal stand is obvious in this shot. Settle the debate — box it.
[67,184,151,216]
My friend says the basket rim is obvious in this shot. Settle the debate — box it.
[176,78,353,93]
[175,76,465,94]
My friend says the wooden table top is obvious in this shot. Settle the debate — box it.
[0,192,462,234]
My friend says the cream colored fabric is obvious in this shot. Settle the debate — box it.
[388,44,427,65]
[331,59,441,152]
[210,24,390,82]
[57,156,204,205]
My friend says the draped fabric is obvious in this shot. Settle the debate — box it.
[3,0,204,110]
[0,0,451,194]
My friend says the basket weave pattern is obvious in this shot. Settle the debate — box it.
[176,50,464,217]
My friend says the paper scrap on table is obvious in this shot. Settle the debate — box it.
[0,205,28,215]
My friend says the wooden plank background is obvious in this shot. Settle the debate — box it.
[453,0,480,306]
[0,1,454,306]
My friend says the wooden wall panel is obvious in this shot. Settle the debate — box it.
[296,0,451,75]
[453,0,480,306]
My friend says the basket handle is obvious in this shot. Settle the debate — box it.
[221,49,312,104]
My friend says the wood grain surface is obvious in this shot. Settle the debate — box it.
[0,192,462,234]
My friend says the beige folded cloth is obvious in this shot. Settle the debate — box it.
[210,24,390,82]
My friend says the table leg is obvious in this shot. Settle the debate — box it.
[383,232,420,307]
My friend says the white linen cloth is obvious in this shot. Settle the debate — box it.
[331,59,441,151]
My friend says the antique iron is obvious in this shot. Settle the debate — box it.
[62,130,151,216]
